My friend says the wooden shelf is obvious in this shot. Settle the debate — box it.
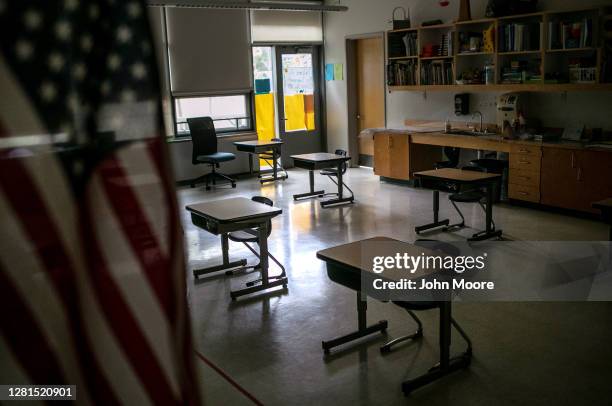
[388,83,612,92]
[546,47,599,53]
[456,52,495,56]
[498,50,542,55]
[420,55,454,60]
[497,11,544,21]
[388,56,418,60]
[418,23,455,30]
[388,27,418,34]
[455,18,496,26]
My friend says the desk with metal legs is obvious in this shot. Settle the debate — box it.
[414,168,502,241]
[233,140,287,184]
[291,153,353,207]
[316,237,470,394]
[186,197,287,299]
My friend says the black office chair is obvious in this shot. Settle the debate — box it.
[188,117,236,190]
[469,157,508,202]
[259,137,288,179]
[320,149,354,200]
[446,166,496,231]
[228,196,286,287]
[380,239,472,359]
[435,147,461,169]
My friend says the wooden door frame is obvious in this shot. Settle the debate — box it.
[346,32,386,167]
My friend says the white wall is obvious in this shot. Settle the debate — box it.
[323,0,612,151]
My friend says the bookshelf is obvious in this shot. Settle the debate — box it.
[386,6,609,92]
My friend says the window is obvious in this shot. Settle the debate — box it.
[174,95,253,136]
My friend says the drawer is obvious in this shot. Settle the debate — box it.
[509,153,541,171]
[511,144,542,157]
[509,184,540,203]
[509,168,540,187]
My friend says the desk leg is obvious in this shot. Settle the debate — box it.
[322,292,388,354]
[248,154,253,175]
[320,163,355,208]
[193,233,247,278]
[415,190,450,234]
[401,302,470,395]
[469,182,502,241]
[293,170,325,200]
[230,223,288,300]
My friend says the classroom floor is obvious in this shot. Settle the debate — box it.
[179,167,612,406]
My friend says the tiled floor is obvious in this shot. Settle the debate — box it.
[179,167,612,405]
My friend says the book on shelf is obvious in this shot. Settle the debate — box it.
[499,22,541,52]
[549,17,593,50]
[439,31,454,56]
[420,60,453,85]
[387,60,417,86]
[402,32,418,57]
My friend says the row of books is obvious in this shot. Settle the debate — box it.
[548,18,593,50]
[402,32,418,57]
[499,23,541,52]
[500,60,542,84]
[387,61,417,86]
[420,61,454,85]
[439,31,454,56]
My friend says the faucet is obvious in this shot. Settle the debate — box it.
[471,111,483,133]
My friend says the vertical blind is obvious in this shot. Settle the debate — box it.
[165,8,252,95]
[250,10,323,43]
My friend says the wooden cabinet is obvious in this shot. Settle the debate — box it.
[373,132,410,180]
[374,132,441,180]
[508,144,542,202]
[541,147,612,213]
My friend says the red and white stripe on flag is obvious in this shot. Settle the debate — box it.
[0,52,201,406]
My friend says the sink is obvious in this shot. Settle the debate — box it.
[445,129,483,136]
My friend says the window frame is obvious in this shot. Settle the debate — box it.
[172,93,255,138]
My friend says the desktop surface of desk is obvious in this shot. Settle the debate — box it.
[186,197,281,225]
[413,168,501,184]
[291,152,352,168]
[233,140,283,152]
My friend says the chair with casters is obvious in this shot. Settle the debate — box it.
[188,116,237,190]
[380,239,472,360]
[446,166,496,231]
[434,147,460,169]
[258,137,288,179]
[320,149,354,200]
[227,196,286,287]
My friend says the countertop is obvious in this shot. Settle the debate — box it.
[363,124,612,152]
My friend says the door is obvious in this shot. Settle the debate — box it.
[276,46,322,165]
[541,147,582,210]
[356,37,385,167]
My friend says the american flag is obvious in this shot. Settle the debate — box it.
[0,1,201,404]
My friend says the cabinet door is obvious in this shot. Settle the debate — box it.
[580,150,612,213]
[373,133,391,177]
[388,134,410,180]
[541,147,582,210]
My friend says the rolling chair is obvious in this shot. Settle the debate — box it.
[446,166,496,232]
[428,146,461,191]
[320,149,354,200]
[434,147,461,169]
[188,117,236,190]
[469,156,508,202]
[258,137,288,179]
[227,196,286,287]
[380,239,472,363]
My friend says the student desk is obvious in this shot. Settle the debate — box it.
[317,237,470,394]
[233,140,287,184]
[414,168,502,241]
[186,197,287,300]
[593,198,612,241]
[291,152,353,207]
